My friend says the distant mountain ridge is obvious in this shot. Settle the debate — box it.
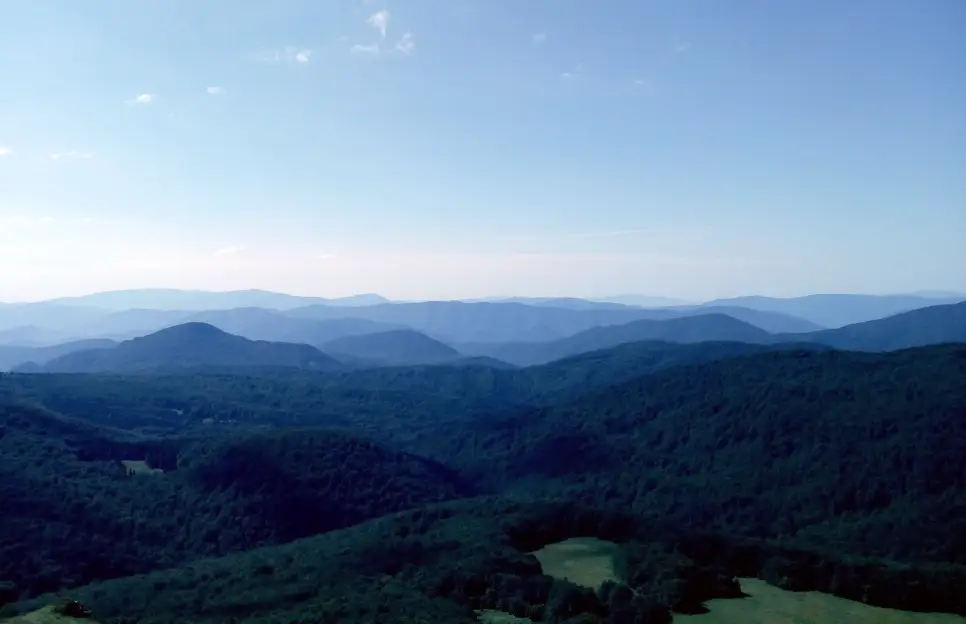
[464,314,775,366]
[322,329,462,366]
[29,323,343,373]
[794,301,966,351]
[41,288,389,311]
[700,293,966,328]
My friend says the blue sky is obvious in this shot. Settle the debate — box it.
[1,0,963,302]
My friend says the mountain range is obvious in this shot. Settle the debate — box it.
[13,301,965,374]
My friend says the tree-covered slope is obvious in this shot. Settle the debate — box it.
[0,403,473,599]
[420,345,966,563]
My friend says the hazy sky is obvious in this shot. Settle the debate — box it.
[1,0,964,302]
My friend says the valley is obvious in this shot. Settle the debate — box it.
[0,290,964,623]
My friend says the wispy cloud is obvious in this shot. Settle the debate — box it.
[395,32,414,54]
[673,40,691,54]
[317,252,337,260]
[49,151,95,161]
[206,86,226,95]
[127,93,155,105]
[559,63,585,81]
[214,245,245,257]
[367,9,390,37]
[0,147,12,157]
[258,46,312,63]
[532,33,547,45]
[566,228,662,239]
[351,43,380,55]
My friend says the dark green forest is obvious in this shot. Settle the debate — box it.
[1,341,965,622]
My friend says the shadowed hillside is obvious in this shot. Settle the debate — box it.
[416,346,966,564]
[0,402,473,599]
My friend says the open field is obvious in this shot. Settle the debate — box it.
[476,609,533,623]
[120,460,163,475]
[675,578,966,624]
[530,537,622,590]
[3,606,99,624]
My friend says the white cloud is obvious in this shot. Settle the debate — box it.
[532,33,547,45]
[258,47,312,63]
[0,147,12,157]
[317,252,337,260]
[395,32,414,55]
[127,93,155,105]
[673,40,691,54]
[213,245,245,257]
[351,43,380,55]
[49,151,95,161]
[367,9,390,37]
[206,86,226,95]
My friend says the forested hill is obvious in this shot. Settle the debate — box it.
[30,323,344,373]
[0,402,473,598]
[417,345,966,563]
[321,329,462,365]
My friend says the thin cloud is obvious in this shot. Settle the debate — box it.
[559,63,585,81]
[0,147,11,157]
[367,9,390,37]
[258,46,312,63]
[127,93,155,105]
[318,252,337,260]
[49,151,95,161]
[206,86,226,95]
[566,228,661,239]
[673,40,691,54]
[213,245,245,257]
[532,33,547,45]
[395,32,414,54]
[351,43,380,55]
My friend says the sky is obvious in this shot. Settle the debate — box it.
[1,0,964,303]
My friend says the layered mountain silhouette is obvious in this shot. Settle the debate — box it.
[44,288,389,311]
[0,339,116,372]
[465,314,776,366]
[28,323,343,373]
[321,329,462,366]
[700,293,966,328]
[796,301,966,351]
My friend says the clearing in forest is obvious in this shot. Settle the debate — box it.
[530,537,622,591]
[120,459,163,475]
[475,609,533,623]
[4,606,100,624]
[674,577,966,624]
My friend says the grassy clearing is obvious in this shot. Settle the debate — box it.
[3,606,99,623]
[674,578,966,624]
[120,460,162,475]
[530,537,622,591]
[476,609,533,623]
